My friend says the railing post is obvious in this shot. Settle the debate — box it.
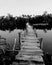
[34,28,38,37]
[18,32,21,50]
[39,38,43,49]
[13,38,16,51]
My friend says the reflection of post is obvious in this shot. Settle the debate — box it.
[43,52,51,65]
[44,29,47,33]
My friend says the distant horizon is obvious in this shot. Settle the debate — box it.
[0,11,51,17]
[0,0,52,16]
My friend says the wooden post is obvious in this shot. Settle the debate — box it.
[34,28,38,37]
[18,32,21,50]
[40,38,43,49]
[13,38,16,51]
[39,38,43,49]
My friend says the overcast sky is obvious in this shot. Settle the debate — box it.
[0,0,52,16]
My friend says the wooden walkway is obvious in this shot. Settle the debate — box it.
[15,25,44,65]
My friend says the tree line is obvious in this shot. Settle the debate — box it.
[0,11,52,31]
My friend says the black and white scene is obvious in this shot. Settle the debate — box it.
[0,0,52,65]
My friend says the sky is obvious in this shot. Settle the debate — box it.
[0,0,52,16]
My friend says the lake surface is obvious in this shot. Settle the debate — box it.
[0,29,22,50]
[0,29,52,55]
[36,29,52,55]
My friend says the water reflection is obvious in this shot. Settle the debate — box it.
[0,29,22,50]
[0,29,52,55]
[36,29,52,55]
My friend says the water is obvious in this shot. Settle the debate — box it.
[0,29,22,50]
[0,29,52,55]
[36,29,52,55]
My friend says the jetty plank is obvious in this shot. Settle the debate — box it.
[16,24,44,65]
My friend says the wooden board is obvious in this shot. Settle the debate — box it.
[16,25,44,63]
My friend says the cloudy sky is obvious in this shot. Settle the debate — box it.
[0,0,52,16]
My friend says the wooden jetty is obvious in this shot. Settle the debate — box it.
[15,24,44,65]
